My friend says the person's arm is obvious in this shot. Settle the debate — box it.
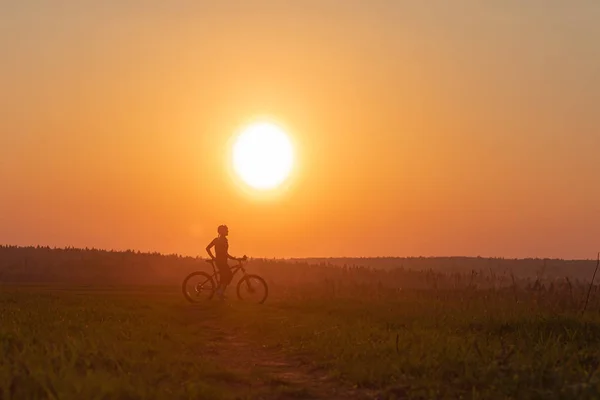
[206,239,216,259]
[228,252,247,262]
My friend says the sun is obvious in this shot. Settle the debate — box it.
[232,122,295,190]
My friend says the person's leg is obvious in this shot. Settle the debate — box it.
[216,261,233,298]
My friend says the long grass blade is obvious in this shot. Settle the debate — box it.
[582,252,600,315]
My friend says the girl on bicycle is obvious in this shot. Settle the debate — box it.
[205,225,245,299]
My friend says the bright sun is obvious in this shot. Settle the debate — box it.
[232,122,295,190]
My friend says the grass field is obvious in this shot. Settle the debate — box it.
[2,284,600,400]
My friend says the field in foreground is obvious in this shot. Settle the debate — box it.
[1,286,600,400]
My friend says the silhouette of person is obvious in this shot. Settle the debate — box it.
[205,225,244,299]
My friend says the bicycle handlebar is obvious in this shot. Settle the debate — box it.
[205,255,248,264]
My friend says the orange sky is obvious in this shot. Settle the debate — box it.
[1,1,599,259]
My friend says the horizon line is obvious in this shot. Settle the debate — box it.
[1,244,598,262]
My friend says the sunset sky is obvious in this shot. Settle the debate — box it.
[2,1,599,259]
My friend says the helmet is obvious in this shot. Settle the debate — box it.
[217,225,228,235]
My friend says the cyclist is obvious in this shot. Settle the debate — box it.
[205,225,245,299]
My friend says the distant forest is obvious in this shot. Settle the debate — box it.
[0,246,598,288]
[0,246,596,287]
[296,256,598,279]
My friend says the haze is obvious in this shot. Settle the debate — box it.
[1,1,599,259]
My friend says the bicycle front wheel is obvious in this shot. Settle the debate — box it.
[237,274,268,304]
[182,271,215,302]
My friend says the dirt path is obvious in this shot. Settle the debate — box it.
[195,311,379,400]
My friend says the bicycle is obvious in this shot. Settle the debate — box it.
[181,256,268,304]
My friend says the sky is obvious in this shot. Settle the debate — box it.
[1,1,599,259]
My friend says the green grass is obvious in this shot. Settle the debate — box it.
[2,286,600,399]
[220,294,600,399]
[0,288,241,399]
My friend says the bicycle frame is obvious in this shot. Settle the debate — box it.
[205,259,247,285]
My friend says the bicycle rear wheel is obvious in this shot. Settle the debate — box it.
[182,271,215,302]
[236,274,268,304]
